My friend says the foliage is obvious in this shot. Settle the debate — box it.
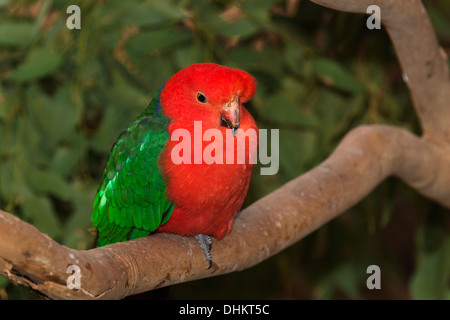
[0,0,449,299]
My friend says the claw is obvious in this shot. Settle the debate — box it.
[195,234,212,269]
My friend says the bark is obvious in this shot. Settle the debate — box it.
[1,0,449,299]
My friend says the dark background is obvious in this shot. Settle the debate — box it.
[0,0,449,299]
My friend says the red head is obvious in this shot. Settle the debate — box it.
[157,63,258,239]
[160,63,256,133]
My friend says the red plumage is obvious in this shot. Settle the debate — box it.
[157,63,258,239]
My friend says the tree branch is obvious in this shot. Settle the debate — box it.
[1,0,449,299]
[310,0,450,141]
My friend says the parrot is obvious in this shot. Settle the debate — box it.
[91,63,258,268]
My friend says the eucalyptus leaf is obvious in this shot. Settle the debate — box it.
[126,29,191,61]
[111,1,185,27]
[0,21,33,48]
[312,58,362,94]
[61,184,97,249]
[411,234,450,299]
[213,18,260,38]
[8,47,63,82]
[241,0,277,23]
[51,144,82,177]
[0,275,9,290]
[279,129,317,177]
[25,167,74,200]
[259,92,319,128]
[21,195,62,239]
[0,164,13,200]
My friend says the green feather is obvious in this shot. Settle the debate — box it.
[92,87,175,246]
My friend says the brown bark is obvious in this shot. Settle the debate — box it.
[310,0,450,141]
[1,0,449,299]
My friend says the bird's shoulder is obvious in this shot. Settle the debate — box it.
[91,87,174,245]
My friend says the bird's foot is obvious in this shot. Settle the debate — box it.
[195,234,212,269]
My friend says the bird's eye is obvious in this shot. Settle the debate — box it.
[196,92,207,104]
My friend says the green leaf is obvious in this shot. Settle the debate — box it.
[316,263,360,300]
[0,21,33,48]
[22,85,79,155]
[8,47,63,82]
[241,0,277,23]
[312,58,362,94]
[284,42,308,77]
[51,86,79,137]
[0,86,7,120]
[119,1,184,27]
[213,18,260,38]
[147,1,185,21]
[258,92,319,128]
[50,144,82,177]
[0,275,9,290]
[61,184,97,249]
[279,129,317,177]
[174,44,207,69]
[21,195,62,239]
[226,46,284,78]
[25,167,74,200]
[126,29,191,60]
[411,235,450,299]
[0,164,14,201]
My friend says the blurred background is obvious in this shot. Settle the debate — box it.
[0,0,449,299]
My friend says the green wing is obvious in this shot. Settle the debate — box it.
[91,89,174,247]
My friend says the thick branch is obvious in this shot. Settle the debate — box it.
[1,125,449,299]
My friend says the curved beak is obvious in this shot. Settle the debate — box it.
[221,97,240,137]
